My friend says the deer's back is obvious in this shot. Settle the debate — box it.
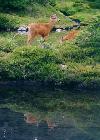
[63,30,79,41]
[28,23,52,37]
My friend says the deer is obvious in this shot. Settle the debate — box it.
[27,14,59,45]
[24,113,57,129]
[24,113,37,124]
[61,30,79,43]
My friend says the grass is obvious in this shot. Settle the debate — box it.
[0,1,100,89]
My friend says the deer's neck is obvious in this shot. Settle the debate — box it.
[48,21,56,29]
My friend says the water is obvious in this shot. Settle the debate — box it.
[0,85,100,140]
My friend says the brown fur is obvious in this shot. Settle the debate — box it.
[61,30,79,42]
[27,14,58,45]
[24,113,37,124]
[24,113,56,129]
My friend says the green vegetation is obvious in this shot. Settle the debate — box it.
[0,0,100,89]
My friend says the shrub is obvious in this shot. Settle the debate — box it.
[76,23,100,64]
[0,46,63,81]
[56,1,90,16]
[76,23,100,48]
[86,0,100,9]
[0,0,56,12]
[34,0,56,6]
[0,14,20,30]
[0,0,28,12]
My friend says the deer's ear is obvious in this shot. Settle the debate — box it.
[51,14,57,17]
[53,14,57,16]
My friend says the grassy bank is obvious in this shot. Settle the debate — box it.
[0,0,100,89]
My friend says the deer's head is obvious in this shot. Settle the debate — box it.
[50,14,60,24]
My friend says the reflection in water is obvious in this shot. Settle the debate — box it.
[0,86,100,140]
[24,113,57,129]
[0,108,98,140]
[24,113,37,124]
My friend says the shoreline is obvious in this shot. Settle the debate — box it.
[0,80,100,91]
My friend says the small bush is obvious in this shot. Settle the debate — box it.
[76,23,100,48]
[0,0,27,12]
[0,14,20,30]
[0,0,56,13]
[86,0,100,9]
[0,46,63,81]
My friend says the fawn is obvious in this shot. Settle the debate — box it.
[61,30,79,43]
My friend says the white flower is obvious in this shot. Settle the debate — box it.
[60,64,67,70]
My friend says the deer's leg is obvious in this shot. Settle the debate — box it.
[27,33,36,45]
[39,35,48,48]
[60,36,63,44]
[27,35,33,45]
[43,35,48,42]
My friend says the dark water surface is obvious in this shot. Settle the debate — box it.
[0,85,100,140]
